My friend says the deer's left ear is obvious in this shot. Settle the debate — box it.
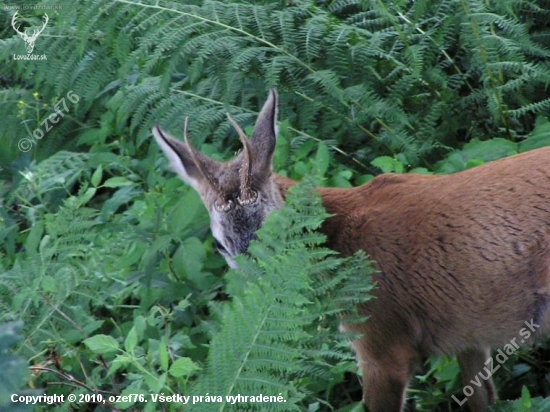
[250,89,278,178]
[152,124,221,194]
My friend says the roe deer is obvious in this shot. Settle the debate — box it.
[152,89,550,412]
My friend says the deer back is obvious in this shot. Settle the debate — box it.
[318,150,550,355]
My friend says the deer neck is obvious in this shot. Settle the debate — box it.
[273,174,354,253]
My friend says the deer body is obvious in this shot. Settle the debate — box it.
[153,90,550,412]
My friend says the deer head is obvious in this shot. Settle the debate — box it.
[11,12,49,54]
[152,89,284,267]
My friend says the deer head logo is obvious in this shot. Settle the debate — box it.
[11,12,49,54]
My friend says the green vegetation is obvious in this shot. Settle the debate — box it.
[1,0,549,410]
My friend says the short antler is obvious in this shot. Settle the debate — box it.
[11,12,24,36]
[182,118,230,211]
[11,12,48,38]
[36,14,49,37]
[227,114,257,206]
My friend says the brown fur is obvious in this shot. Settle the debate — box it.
[276,149,550,411]
[153,89,550,412]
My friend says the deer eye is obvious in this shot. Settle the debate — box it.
[237,189,258,206]
[214,199,234,213]
[213,238,228,255]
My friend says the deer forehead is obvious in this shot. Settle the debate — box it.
[203,159,271,206]
[203,162,241,199]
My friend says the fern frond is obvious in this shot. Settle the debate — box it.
[191,182,375,410]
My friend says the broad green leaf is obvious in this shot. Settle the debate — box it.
[355,174,374,185]
[315,142,330,176]
[435,138,518,173]
[103,176,134,188]
[371,156,403,173]
[168,357,200,378]
[39,235,51,256]
[159,336,169,372]
[124,327,138,353]
[521,386,532,409]
[519,116,550,153]
[25,221,45,254]
[79,187,97,205]
[273,120,290,170]
[108,354,133,376]
[294,139,316,160]
[41,276,57,293]
[144,372,165,393]
[173,237,206,282]
[168,189,202,233]
[82,320,104,335]
[0,322,23,352]
[91,165,103,187]
[83,335,120,355]
[409,167,432,174]
[133,316,146,337]
[465,159,484,169]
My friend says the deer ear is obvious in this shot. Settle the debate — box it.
[250,89,278,177]
[152,124,217,193]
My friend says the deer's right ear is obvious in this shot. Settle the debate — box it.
[152,124,211,193]
[249,88,278,179]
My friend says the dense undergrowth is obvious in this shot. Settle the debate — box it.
[1,0,550,410]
